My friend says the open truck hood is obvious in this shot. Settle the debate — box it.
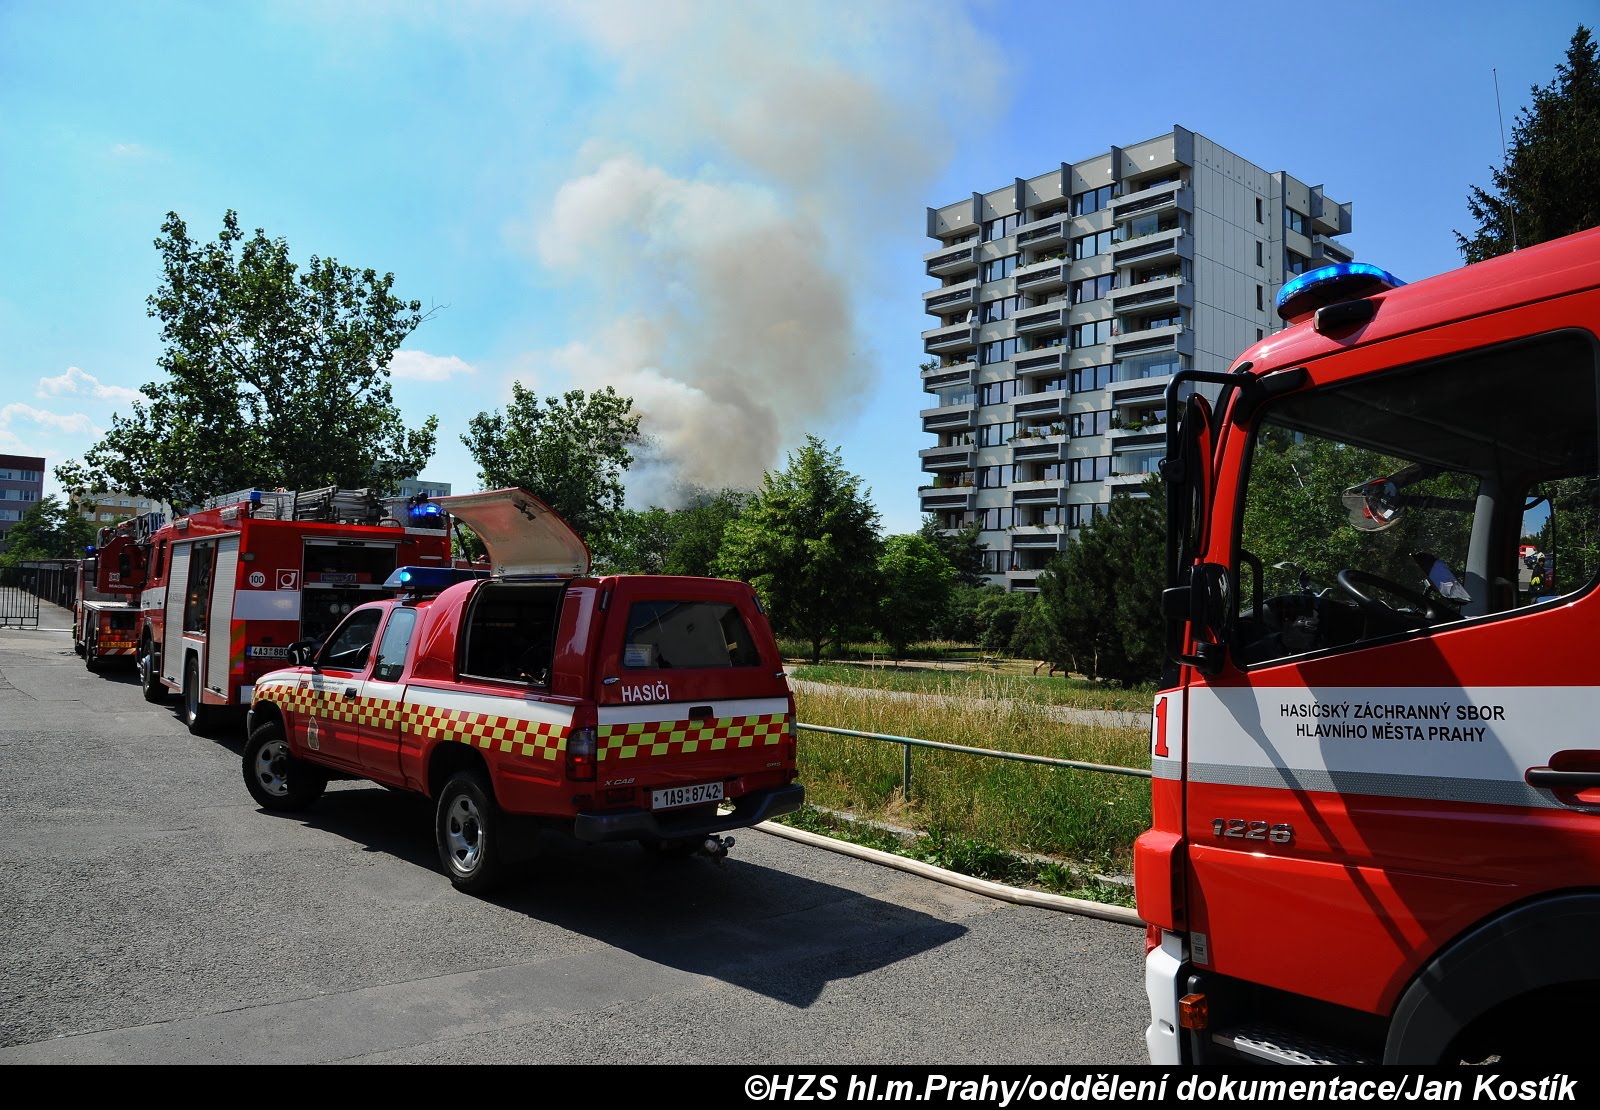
[435,488,591,577]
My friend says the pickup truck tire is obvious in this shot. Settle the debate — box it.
[243,720,328,811]
[140,641,167,704]
[182,656,210,735]
[436,771,506,895]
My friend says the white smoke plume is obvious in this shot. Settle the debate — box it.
[520,0,1001,507]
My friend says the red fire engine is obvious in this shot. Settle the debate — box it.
[95,487,450,733]
[73,553,138,669]
[1141,229,1600,1064]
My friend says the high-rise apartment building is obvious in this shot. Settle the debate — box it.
[0,454,47,553]
[919,126,1353,590]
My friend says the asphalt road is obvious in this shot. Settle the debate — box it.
[0,605,1149,1065]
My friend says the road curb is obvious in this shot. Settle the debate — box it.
[756,820,1144,927]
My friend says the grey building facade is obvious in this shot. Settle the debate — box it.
[919,126,1353,590]
[0,454,47,553]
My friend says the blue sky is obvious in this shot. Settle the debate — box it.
[1,0,1592,533]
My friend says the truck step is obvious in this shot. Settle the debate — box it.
[1211,1024,1373,1065]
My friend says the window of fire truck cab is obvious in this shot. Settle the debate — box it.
[1233,330,1599,667]
[320,607,383,671]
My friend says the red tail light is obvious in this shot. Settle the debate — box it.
[567,726,596,782]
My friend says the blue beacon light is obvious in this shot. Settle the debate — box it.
[1276,262,1405,323]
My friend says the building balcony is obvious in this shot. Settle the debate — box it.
[1110,180,1190,217]
[1012,392,1068,420]
[1014,258,1068,292]
[1009,435,1069,463]
[1013,303,1067,334]
[1010,481,1063,505]
[925,244,979,278]
[1112,227,1190,268]
[1107,422,1166,442]
[920,401,976,434]
[1109,277,1191,315]
[1109,370,1173,397]
[1005,568,1042,591]
[1108,449,1163,487]
[917,487,978,512]
[1016,216,1067,250]
[1111,321,1185,349]
[923,279,979,318]
[1013,349,1067,377]
[922,358,975,386]
[1312,235,1354,266]
[919,444,975,470]
[922,321,977,356]
[1010,527,1069,551]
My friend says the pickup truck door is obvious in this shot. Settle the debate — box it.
[357,605,418,780]
[307,607,384,770]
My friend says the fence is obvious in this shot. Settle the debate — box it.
[796,721,1149,802]
[0,560,79,627]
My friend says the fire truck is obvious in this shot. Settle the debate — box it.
[95,487,451,733]
[73,553,139,670]
[1140,228,1600,1064]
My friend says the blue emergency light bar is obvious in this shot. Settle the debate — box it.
[383,565,488,592]
[409,502,444,518]
[1276,262,1405,322]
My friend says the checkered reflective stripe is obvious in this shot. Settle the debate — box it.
[403,703,567,760]
[253,678,317,717]
[598,713,787,761]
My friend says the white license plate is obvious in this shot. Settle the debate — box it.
[246,645,290,659]
[650,782,724,811]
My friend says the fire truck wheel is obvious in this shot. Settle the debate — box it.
[435,771,506,895]
[182,657,211,735]
[85,634,103,672]
[140,643,168,704]
[243,720,328,811]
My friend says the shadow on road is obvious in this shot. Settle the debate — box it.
[253,784,969,1008]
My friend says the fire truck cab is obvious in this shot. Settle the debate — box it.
[242,488,804,894]
[1141,229,1600,1064]
[73,554,138,670]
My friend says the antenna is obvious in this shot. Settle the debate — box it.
[1493,67,1519,251]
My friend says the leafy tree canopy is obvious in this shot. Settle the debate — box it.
[715,435,883,662]
[604,487,751,576]
[1458,26,1600,262]
[876,533,955,656]
[919,515,988,587]
[59,211,437,508]
[0,496,96,567]
[462,383,643,550]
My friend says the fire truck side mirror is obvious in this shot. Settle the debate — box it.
[1165,563,1230,675]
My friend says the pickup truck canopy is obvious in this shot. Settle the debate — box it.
[435,487,591,578]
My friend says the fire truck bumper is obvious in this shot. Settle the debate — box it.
[573,784,805,843]
[1145,930,1187,1064]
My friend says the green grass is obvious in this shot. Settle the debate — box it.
[790,661,1155,713]
[790,680,1151,875]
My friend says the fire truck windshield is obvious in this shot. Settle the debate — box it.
[1233,330,1600,667]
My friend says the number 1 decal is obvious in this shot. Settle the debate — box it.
[1153,696,1170,758]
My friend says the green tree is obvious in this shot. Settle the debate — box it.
[973,589,1033,653]
[876,533,955,656]
[0,496,95,566]
[462,383,643,550]
[1036,493,1166,687]
[919,515,988,587]
[715,436,883,662]
[60,211,436,508]
[1457,26,1600,263]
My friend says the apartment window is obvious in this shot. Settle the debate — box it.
[1257,328,1265,342]
[1285,208,1310,236]
[980,295,1020,323]
[1255,197,1264,223]
[983,214,1021,242]
[1073,230,1114,260]
[1072,411,1111,437]
[1286,251,1310,276]
[978,381,1015,405]
[978,466,1017,490]
[1256,241,1264,267]
[1066,503,1108,528]
[980,338,1018,365]
[1037,375,1066,394]
[977,421,1017,447]
[1068,456,1111,483]
[1256,285,1265,311]
[1072,274,1115,304]
[1121,212,1176,241]
[1072,364,1113,392]
[981,255,1018,282]
[0,509,20,521]
[1072,320,1113,348]
[1118,351,1182,381]
[1073,185,1114,216]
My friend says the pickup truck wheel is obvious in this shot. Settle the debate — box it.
[243,720,327,811]
[140,642,168,704]
[436,772,506,894]
[182,656,210,735]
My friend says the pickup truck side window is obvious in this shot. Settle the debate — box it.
[460,581,565,686]
[372,607,418,682]
[321,608,383,671]
[1234,330,1598,667]
[622,600,761,669]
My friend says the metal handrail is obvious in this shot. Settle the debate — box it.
[796,721,1150,802]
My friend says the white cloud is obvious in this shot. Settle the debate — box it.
[36,366,144,405]
[388,350,477,382]
[0,403,103,437]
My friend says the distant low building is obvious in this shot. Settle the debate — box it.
[70,489,172,529]
[393,478,453,501]
[0,454,46,553]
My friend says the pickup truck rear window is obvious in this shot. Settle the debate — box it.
[622,600,761,669]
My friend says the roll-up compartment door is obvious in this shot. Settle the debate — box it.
[163,543,191,685]
[207,535,241,694]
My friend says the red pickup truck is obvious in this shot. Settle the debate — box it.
[241,488,804,893]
